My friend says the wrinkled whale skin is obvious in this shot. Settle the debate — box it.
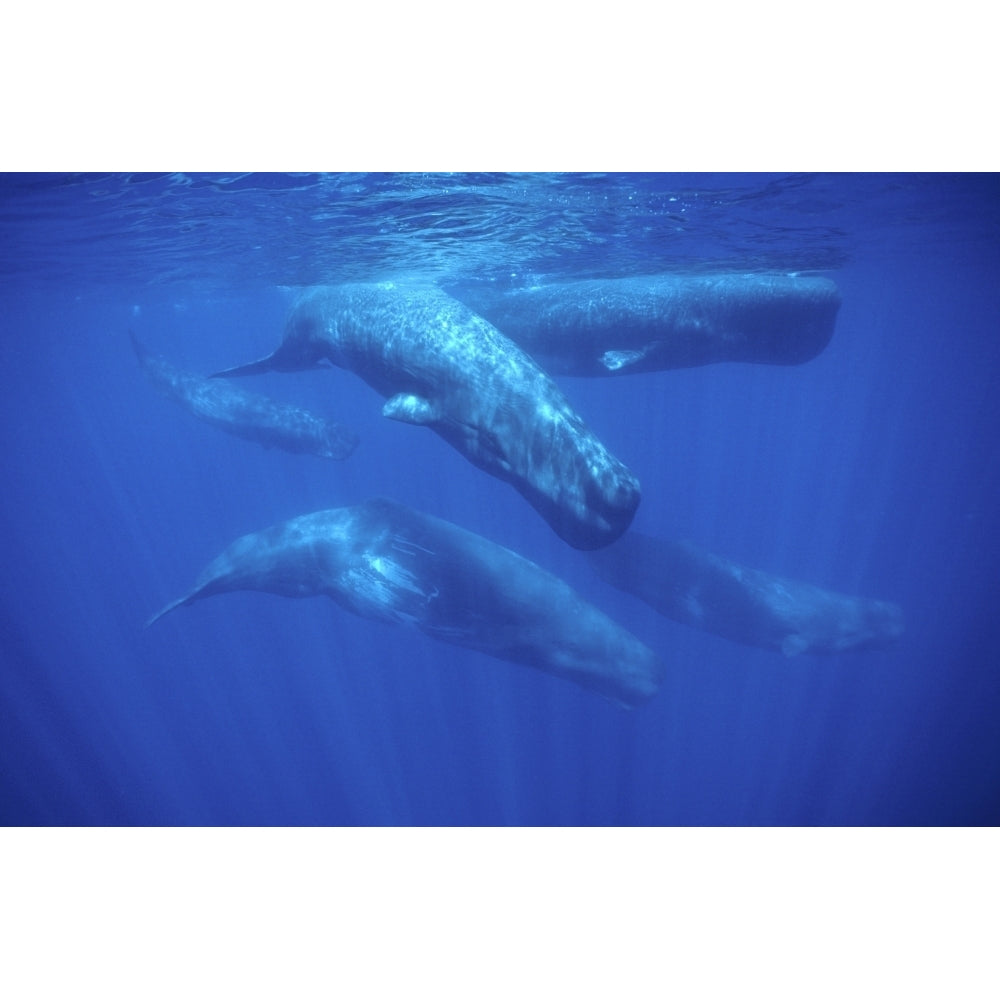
[213,283,641,549]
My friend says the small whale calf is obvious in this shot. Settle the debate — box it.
[589,532,904,656]
[131,332,359,460]
[452,273,841,376]
[212,283,641,549]
[148,497,663,707]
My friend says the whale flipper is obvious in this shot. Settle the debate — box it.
[600,348,649,372]
[382,393,441,424]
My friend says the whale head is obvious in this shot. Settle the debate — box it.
[436,390,641,550]
[535,421,642,550]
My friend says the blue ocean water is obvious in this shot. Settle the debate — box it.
[1,172,998,826]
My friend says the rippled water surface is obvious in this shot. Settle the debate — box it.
[4,172,997,288]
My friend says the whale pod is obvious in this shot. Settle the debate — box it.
[148,498,663,707]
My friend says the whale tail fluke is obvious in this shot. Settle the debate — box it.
[146,593,195,627]
[210,355,276,379]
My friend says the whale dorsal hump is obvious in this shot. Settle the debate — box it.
[382,393,441,425]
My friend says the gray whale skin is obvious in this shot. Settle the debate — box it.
[148,498,662,707]
[453,273,841,376]
[212,283,640,550]
[589,532,904,656]
[131,332,358,460]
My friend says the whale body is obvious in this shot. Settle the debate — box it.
[131,332,358,460]
[589,532,904,656]
[212,283,641,549]
[451,273,841,376]
[148,498,662,707]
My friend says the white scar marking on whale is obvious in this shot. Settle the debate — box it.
[343,553,439,625]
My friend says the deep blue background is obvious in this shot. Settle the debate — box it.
[1,172,998,825]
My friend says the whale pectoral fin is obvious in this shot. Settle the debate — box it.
[382,393,440,425]
[600,347,649,372]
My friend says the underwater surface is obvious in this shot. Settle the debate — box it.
[1,172,998,825]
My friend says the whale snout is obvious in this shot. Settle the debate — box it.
[591,462,641,512]
[503,403,641,550]
[533,450,640,550]
[581,462,641,544]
